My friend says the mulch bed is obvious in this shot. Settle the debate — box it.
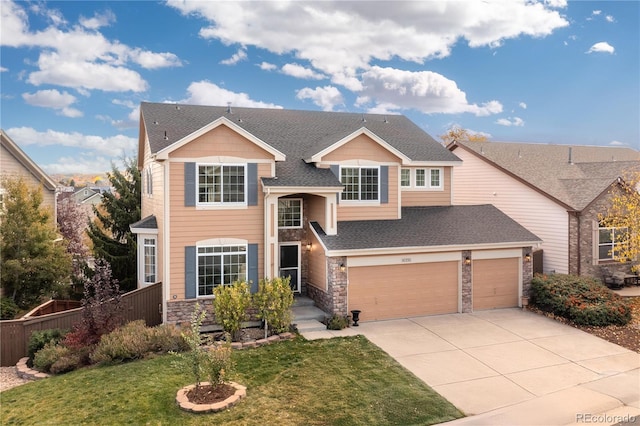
[186,383,236,405]
[528,296,640,353]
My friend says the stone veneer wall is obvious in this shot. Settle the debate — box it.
[166,299,260,327]
[306,256,347,317]
[522,247,533,298]
[461,250,472,313]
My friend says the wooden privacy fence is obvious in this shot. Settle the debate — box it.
[0,282,162,367]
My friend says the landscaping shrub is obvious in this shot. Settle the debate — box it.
[213,281,251,341]
[531,274,631,326]
[33,342,71,373]
[254,277,294,336]
[91,321,187,364]
[326,314,349,330]
[28,329,67,364]
[0,297,19,320]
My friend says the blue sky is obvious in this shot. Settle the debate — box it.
[1,0,638,174]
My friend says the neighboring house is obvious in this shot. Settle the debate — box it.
[448,140,640,278]
[0,129,58,223]
[131,103,540,325]
[70,187,103,220]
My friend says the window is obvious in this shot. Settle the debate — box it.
[198,164,245,204]
[598,226,628,261]
[415,169,426,187]
[278,199,302,228]
[144,165,153,196]
[341,167,379,201]
[430,169,441,188]
[197,245,247,296]
[401,169,411,187]
[143,238,156,283]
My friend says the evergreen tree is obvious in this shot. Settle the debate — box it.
[0,177,72,308]
[87,158,141,292]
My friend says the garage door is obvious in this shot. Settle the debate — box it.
[348,261,458,321]
[473,258,519,310]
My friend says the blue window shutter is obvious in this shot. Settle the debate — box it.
[248,243,259,293]
[184,162,196,207]
[248,163,258,206]
[330,165,340,204]
[185,246,196,299]
[380,166,388,204]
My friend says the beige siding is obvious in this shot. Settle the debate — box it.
[337,165,399,221]
[473,258,519,310]
[348,261,458,321]
[167,162,268,299]
[401,167,452,207]
[171,125,275,159]
[452,148,567,274]
[322,134,402,163]
[307,231,327,290]
[0,144,55,217]
[306,194,326,225]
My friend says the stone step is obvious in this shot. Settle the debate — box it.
[292,304,328,322]
[292,296,316,307]
[294,319,327,333]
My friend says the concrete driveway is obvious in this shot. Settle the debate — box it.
[302,308,640,425]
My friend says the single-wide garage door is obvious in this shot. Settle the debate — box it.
[473,258,519,310]
[348,261,458,321]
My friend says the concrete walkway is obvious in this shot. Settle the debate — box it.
[301,308,640,425]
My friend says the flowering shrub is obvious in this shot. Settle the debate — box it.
[531,274,631,326]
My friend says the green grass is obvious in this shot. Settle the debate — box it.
[0,336,463,425]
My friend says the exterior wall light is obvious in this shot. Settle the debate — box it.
[525,253,532,262]
[464,256,471,265]
[340,263,346,272]
[306,242,312,251]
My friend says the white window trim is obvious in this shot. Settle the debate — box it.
[278,198,303,229]
[137,234,158,287]
[196,163,247,207]
[142,237,157,284]
[401,168,444,191]
[400,168,411,188]
[339,165,380,204]
[196,244,248,298]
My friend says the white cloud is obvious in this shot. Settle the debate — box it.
[296,86,344,111]
[181,81,282,109]
[168,1,568,96]
[282,63,325,80]
[220,48,247,65]
[79,10,116,30]
[22,89,83,117]
[43,155,123,174]
[609,140,625,146]
[259,62,277,71]
[1,1,182,93]
[605,15,615,23]
[592,10,602,16]
[496,117,525,127]
[519,102,527,109]
[1,66,8,72]
[544,0,567,8]
[587,42,615,54]
[358,66,503,116]
[6,127,137,157]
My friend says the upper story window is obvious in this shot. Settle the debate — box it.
[278,198,303,228]
[198,164,245,205]
[197,245,247,296]
[341,166,379,201]
[401,169,411,187]
[598,226,628,261]
[144,165,153,196]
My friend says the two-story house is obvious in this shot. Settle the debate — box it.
[448,141,640,278]
[131,103,540,324]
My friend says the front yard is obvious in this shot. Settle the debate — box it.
[0,336,463,425]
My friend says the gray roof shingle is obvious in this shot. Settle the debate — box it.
[130,215,157,230]
[453,141,640,210]
[312,205,540,251]
[141,102,460,188]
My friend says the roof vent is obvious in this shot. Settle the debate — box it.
[153,120,159,125]
[164,131,168,140]
[227,102,232,114]
[361,113,366,123]
[568,147,573,165]
[383,116,389,123]
[175,105,180,110]
[518,149,521,158]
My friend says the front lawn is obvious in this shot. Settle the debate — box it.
[0,336,463,425]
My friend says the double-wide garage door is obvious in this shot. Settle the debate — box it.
[348,261,458,322]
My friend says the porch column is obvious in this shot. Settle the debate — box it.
[264,193,279,279]
[324,194,338,236]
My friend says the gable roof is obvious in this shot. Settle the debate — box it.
[140,102,460,188]
[449,141,640,211]
[0,129,57,191]
[311,205,541,254]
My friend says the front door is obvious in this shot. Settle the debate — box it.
[279,243,300,293]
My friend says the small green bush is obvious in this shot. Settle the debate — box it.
[91,320,187,364]
[326,314,349,330]
[0,297,20,320]
[33,342,71,373]
[254,277,294,335]
[531,274,631,326]
[213,281,251,341]
[50,351,85,375]
[28,329,67,364]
